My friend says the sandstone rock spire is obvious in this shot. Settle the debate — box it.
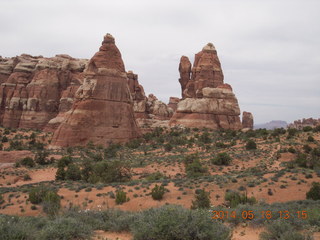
[50,34,141,147]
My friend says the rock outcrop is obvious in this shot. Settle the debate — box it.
[50,34,141,147]
[170,43,242,130]
[0,54,87,130]
[288,118,320,130]
[242,111,254,129]
[168,97,180,112]
[127,71,173,130]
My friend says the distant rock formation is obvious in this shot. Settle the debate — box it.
[242,111,254,129]
[288,118,320,129]
[50,34,141,147]
[170,43,242,130]
[0,54,87,129]
[254,120,288,130]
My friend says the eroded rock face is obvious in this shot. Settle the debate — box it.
[0,54,87,129]
[242,111,254,129]
[127,71,173,130]
[50,34,141,147]
[170,43,242,130]
[168,97,180,112]
[288,118,320,130]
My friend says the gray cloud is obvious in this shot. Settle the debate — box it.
[0,0,319,124]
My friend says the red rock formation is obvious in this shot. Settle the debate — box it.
[168,97,180,112]
[288,118,320,129]
[170,43,242,130]
[50,34,141,147]
[242,111,254,129]
[0,54,87,129]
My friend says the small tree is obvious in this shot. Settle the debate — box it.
[65,164,82,181]
[20,157,35,168]
[191,188,211,209]
[55,166,66,180]
[42,191,61,216]
[306,182,320,200]
[211,152,232,165]
[151,184,166,200]
[246,139,257,150]
[115,190,128,205]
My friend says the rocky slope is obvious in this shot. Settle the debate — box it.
[0,54,87,130]
[50,34,141,147]
[170,43,243,129]
[288,118,320,129]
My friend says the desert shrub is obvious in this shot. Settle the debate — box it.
[295,153,308,168]
[306,182,320,200]
[0,194,4,205]
[199,132,211,144]
[34,150,50,165]
[38,217,92,240]
[211,152,232,165]
[224,190,256,208]
[126,139,141,149]
[1,135,8,142]
[215,142,228,148]
[29,186,50,204]
[20,157,35,168]
[104,143,122,158]
[42,191,61,216]
[115,190,128,205]
[260,219,307,240]
[303,144,312,153]
[288,147,296,153]
[57,156,72,168]
[86,160,131,183]
[131,205,230,240]
[246,139,257,150]
[314,125,320,132]
[191,188,211,209]
[307,136,315,142]
[65,164,82,181]
[151,184,166,200]
[55,166,66,180]
[287,128,298,139]
[23,174,32,181]
[303,126,313,132]
[146,171,166,181]
[185,159,208,178]
[164,143,173,152]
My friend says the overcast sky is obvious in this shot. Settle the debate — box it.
[1,0,319,124]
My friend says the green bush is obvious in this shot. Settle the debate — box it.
[131,205,230,240]
[260,219,307,240]
[303,126,313,132]
[42,191,61,216]
[246,139,257,150]
[185,159,208,178]
[57,156,72,168]
[306,182,320,200]
[55,166,66,180]
[215,142,228,148]
[20,157,35,168]
[65,164,82,181]
[307,136,315,142]
[164,143,173,152]
[151,184,166,200]
[29,186,50,204]
[191,188,211,209]
[115,190,128,205]
[224,190,256,208]
[212,152,232,165]
[34,150,50,165]
[38,217,92,240]
[146,171,166,181]
[288,147,296,153]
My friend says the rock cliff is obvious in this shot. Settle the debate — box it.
[50,34,141,147]
[0,54,87,129]
[170,43,242,130]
